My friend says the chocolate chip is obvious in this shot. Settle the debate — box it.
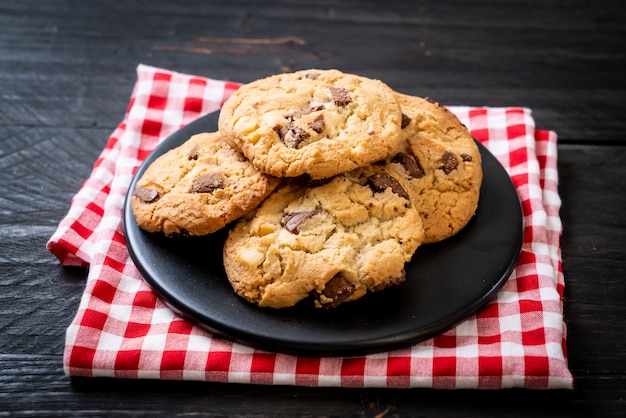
[281,210,320,234]
[308,114,325,133]
[329,87,352,106]
[191,173,225,193]
[305,72,321,80]
[392,152,425,179]
[461,153,473,162]
[440,151,458,174]
[372,269,406,292]
[401,113,411,129]
[276,124,310,148]
[311,273,355,309]
[367,173,410,200]
[187,145,199,160]
[133,186,159,203]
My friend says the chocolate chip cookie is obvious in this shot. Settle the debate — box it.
[218,69,404,179]
[390,94,483,243]
[130,132,281,237]
[222,165,424,309]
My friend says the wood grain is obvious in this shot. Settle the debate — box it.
[1,0,625,416]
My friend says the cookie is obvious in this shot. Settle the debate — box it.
[218,69,404,179]
[222,165,424,309]
[390,94,483,243]
[130,132,281,237]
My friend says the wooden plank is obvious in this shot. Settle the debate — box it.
[1,138,624,415]
[1,0,625,416]
[0,357,622,417]
[0,0,624,140]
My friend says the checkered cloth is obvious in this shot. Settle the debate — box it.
[47,64,573,389]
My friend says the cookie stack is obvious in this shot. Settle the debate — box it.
[131,69,482,309]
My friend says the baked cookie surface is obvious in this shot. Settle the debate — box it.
[131,132,281,237]
[223,166,424,309]
[391,94,483,243]
[218,69,404,179]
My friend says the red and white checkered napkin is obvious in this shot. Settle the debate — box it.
[47,64,573,389]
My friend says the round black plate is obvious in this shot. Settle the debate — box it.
[123,111,523,357]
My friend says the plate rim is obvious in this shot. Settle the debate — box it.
[123,110,524,356]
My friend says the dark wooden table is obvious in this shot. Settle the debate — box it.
[2,1,624,416]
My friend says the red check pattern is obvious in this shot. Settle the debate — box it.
[47,64,573,389]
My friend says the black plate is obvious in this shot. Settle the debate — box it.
[123,111,523,357]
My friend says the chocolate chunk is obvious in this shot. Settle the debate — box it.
[288,126,310,148]
[401,113,411,129]
[311,273,355,309]
[281,210,320,234]
[392,152,425,179]
[367,173,410,200]
[133,186,159,203]
[329,87,352,106]
[304,72,321,80]
[440,151,458,174]
[372,269,406,292]
[286,105,325,121]
[276,125,289,141]
[285,109,309,121]
[276,124,310,148]
[461,153,473,162]
[187,145,199,160]
[308,114,325,133]
[191,173,225,193]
